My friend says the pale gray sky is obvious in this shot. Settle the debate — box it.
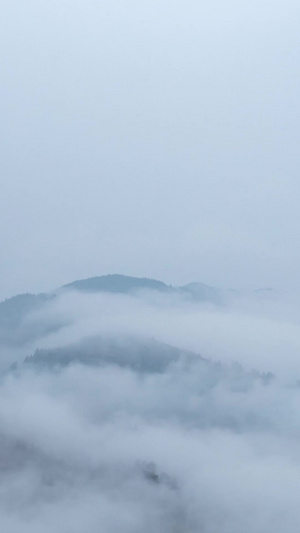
[1,0,300,298]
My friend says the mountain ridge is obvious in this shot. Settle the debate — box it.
[0,274,274,347]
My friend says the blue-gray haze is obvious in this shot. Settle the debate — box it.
[1,1,300,298]
[0,277,298,531]
[1,1,300,530]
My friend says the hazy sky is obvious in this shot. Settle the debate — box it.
[1,0,300,298]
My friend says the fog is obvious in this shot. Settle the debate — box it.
[25,288,300,379]
[1,0,300,296]
[1,0,300,529]
[0,284,299,531]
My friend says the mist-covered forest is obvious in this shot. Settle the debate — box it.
[2,0,300,529]
[0,275,299,532]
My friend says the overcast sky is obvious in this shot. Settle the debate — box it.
[1,0,300,299]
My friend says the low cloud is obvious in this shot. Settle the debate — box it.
[25,288,300,379]
[0,288,300,531]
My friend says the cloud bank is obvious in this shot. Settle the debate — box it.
[0,286,300,531]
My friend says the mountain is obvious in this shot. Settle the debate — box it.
[0,293,55,346]
[0,274,273,348]
[19,334,274,399]
[0,275,221,348]
[23,335,199,373]
[179,282,225,303]
[62,274,171,294]
[62,273,222,302]
[0,293,49,325]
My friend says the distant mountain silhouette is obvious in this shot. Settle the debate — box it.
[0,274,274,347]
[0,293,55,345]
[179,282,224,303]
[0,275,221,347]
[62,274,223,302]
[20,334,274,397]
[23,335,200,373]
[62,274,171,294]
[0,293,49,323]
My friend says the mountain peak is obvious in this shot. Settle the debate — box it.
[62,274,170,294]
